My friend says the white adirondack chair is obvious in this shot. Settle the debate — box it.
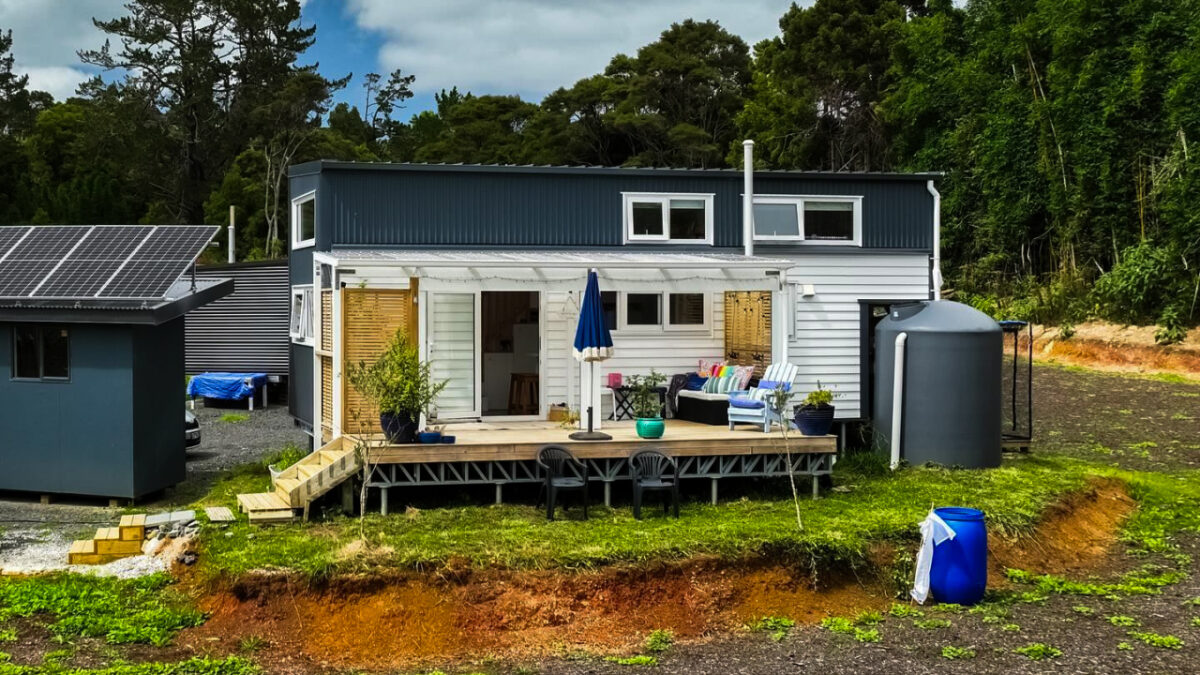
[726,362,800,432]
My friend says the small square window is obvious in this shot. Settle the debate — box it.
[625,293,661,326]
[669,199,706,240]
[805,201,855,240]
[753,203,800,238]
[631,203,664,237]
[12,325,69,381]
[668,293,706,326]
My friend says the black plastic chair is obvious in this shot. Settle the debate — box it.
[536,445,589,520]
[629,448,679,519]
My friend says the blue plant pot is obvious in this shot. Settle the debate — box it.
[794,405,835,436]
[636,417,665,439]
[417,431,442,444]
[379,411,418,444]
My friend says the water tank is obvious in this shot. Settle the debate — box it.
[873,301,1002,468]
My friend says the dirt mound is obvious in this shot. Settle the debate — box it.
[1033,323,1200,378]
[183,561,889,671]
[990,478,1135,584]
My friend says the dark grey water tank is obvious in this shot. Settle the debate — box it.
[873,300,1002,468]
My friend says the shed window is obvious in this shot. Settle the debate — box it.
[623,193,714,244]
[292,191,316,249]
[12,325,69,381]
[752,195,862,245]
[290,286,314,344]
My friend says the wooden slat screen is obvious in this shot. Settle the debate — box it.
[320,290,333,352]
[724,291,772,376]
[320,355,333,441]
[342,287,417,433]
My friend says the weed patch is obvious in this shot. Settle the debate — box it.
[605,655,658,666]
[914,618,951,630]
[1129,631,1183,649]
[941,646,975,659]
[0,573,203,646]
[745,616,794,641]
[643,629,673,653]
[1014,643,1062,660]
[0,657,257,674]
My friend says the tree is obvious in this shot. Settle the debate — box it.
[363,68,415,140]
[413,94,539,164]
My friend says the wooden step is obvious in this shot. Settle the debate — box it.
[295,464,319,480]
[94,527,143,555]
[249,509,298,523]
[68,538,132,565]
[118,514,146,542]
[237,491,292,513]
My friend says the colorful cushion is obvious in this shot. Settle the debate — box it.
[698,359,725,378]
[733,365,755,390]
[714,374,741,394]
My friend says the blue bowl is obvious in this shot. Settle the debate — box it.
[440,435,456,444]
[416,431,442,444]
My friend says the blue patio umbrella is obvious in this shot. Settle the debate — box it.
[570,269,614,440]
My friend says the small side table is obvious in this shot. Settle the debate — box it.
[609,386,667,420]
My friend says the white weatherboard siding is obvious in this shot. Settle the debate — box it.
[786,252,931,419]
[543,292,726,416]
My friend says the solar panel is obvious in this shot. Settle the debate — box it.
[0,225,217,301]
[0,226,32,261]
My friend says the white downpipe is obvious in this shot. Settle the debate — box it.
[926,180,942,300]
[890,332,908,470]
[743,140,755,257]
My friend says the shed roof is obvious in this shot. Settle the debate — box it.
[0,278,233,325]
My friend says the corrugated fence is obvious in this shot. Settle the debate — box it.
[185,260,289,376]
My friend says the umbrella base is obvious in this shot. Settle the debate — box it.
[569,430,613,441]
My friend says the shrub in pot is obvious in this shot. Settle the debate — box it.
[346,330,447,444]
[627,369,667,439]
[794,382,836,436]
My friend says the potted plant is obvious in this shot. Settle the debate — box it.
[346,330,447,444]
[793,381,836,436]
[627,369,668,439]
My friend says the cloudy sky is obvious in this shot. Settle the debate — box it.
[0,0,800,114]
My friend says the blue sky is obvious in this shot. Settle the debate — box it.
[0,0,801,118]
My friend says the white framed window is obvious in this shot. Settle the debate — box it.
[601,290,710,332]
[752,194,862,245]
[622,193,714,244]
[291,191,316,249]
[290,285,314,344]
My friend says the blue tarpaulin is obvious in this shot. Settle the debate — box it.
[187,372,267,401]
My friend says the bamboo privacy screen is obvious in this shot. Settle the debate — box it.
[319,290,333,441]
[723,291,772,376]
[341,287,418,434]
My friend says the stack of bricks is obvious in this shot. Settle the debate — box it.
[67,514,146,565]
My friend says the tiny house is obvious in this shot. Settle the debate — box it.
[286,158,940,443]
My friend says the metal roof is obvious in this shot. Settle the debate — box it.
[316,248,796,269]
[0,277,233,325]
[289,159,942,182]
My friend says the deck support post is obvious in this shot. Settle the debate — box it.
[380,487,389,515]
[340,481,354,514]
[812,474,819,499]
[603,482,611,507]
[710,478,718,505]
[495,483,503,504]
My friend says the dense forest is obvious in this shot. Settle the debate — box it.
[1,0,1198,341]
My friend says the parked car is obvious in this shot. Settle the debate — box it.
[185,410,201,447]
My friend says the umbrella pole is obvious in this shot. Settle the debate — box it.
[570,360,612,441]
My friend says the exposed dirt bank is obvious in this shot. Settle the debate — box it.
[1032,322,1200,378]
[176,482,1135,673]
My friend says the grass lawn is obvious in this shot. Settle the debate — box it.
[191,451,1200,580]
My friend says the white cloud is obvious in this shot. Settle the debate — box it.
[349,0,799,100]
[0,0,126,99]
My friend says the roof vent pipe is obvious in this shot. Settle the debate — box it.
[743,140,754,257]
[227,205,236,264]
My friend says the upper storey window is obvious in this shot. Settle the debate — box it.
[623,193,714,244]
[292,191,316,249]
[752,195,862,245]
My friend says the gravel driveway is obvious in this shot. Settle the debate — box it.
[0,402,307,574]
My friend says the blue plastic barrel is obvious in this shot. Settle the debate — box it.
[929,507,988,605]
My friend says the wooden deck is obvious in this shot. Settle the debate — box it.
[364,420,836,464]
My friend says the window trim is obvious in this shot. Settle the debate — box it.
[291,190,316,249]
[622,192,715,245]
[751,194,862,246]
[11,325,70,383]
[290,285,315,345]
[608,291,710,333]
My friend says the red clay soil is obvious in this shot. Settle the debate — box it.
[178,482,1136,673]
[1031,323,1200,378]
[989,478,1135,585]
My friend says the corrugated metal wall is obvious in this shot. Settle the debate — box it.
[185,261,289,376]
[315,167,935,251]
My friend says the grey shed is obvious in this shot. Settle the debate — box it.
[872,300,1002,469]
